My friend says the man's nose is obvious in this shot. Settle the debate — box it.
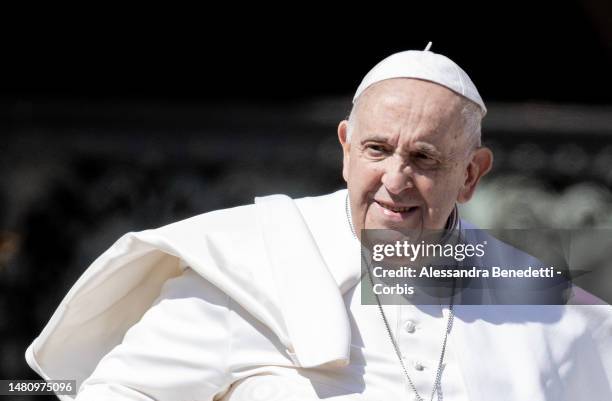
[381,156,414,194]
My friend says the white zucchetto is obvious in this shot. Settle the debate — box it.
[353,42,487,115]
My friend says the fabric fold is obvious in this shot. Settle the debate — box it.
[255,194,352,368]
[25,193,353,398]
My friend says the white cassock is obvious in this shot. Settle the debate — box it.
[26,189,612,400]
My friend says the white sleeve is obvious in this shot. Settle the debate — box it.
[75,268,232,401]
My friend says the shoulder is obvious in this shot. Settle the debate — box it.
[157,203,257,237]
[293,188,347,210]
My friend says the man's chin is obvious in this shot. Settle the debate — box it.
[365,216,423,233]
[369,223,421,232]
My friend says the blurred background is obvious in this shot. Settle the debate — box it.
[1,2,612,399]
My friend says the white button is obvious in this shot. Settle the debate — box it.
[414,362,425,371]
[404,320,416,333]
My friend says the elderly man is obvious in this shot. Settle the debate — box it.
[26,47,612,400]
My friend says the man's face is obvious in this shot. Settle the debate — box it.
[339,78,492,236]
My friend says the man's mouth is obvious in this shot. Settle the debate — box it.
[375,200,419,215]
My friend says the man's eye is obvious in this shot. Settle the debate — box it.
[365,144,388,155]
[412,152,438,166]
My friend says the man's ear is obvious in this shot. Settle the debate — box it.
[457,146,493,203]
[338,120,351,182]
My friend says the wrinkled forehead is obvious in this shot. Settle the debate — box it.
[353,78,467,140]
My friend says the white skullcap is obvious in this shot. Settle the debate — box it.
[353,42,487,115]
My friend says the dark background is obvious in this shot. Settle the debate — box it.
[1,3,612,399]
[3,2,612,103]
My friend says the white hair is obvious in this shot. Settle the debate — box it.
[461,99,484,150]
[346,97,484,151]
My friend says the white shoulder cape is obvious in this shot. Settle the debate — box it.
[26,190,358,397]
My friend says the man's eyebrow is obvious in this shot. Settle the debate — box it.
[358,136,444,157]
[409,142,441,157]
[359,135,392,145]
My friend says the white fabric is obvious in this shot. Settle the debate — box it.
[73,189,469,400]
[25,191,357,399]
[26,189,612,400]
[75,272,470,400]
[353,49,487,115]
